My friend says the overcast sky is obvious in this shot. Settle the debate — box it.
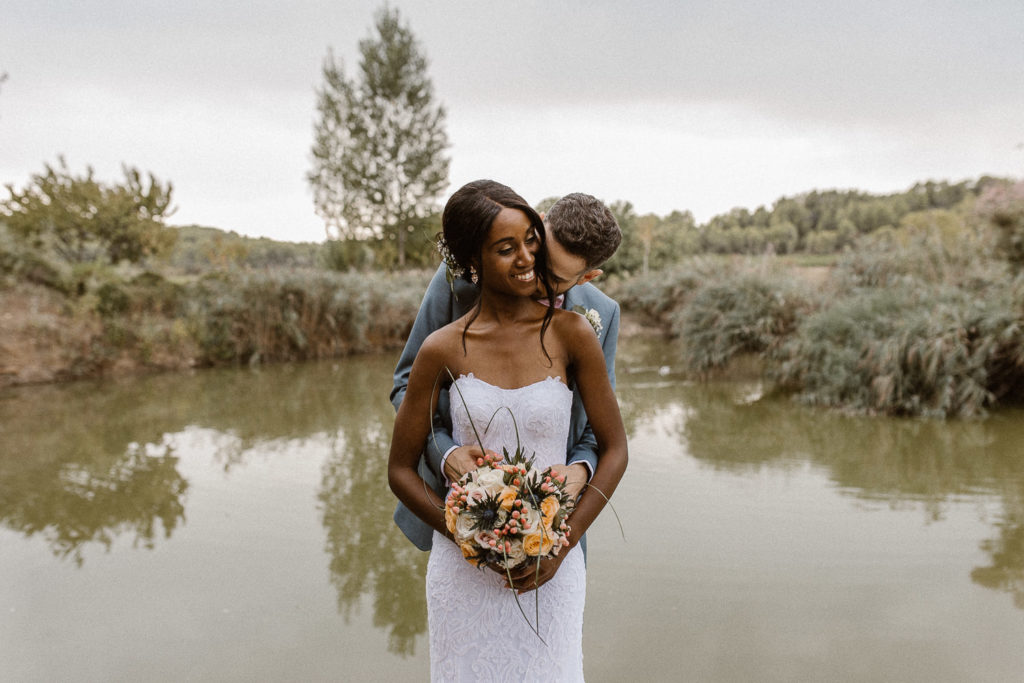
[2,1,1022,243]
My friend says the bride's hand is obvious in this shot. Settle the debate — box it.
[498,553,567,593]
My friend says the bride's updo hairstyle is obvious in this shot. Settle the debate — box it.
[440,179,556,358]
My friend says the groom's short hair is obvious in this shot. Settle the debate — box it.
[545,193,621,269]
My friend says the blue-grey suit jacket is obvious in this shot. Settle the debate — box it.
[391,263,620,551]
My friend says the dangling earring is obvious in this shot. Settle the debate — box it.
[469,266,478,285]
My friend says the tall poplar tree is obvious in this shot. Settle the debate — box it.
[308,6,449,268]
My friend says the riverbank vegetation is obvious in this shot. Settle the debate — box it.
[0,161,431,386]
[3,156,1022,420]
[610,180,1024,418]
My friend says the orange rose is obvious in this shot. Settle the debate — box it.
[459,540,478,561]
[497,486,518,511]
[540,496,560,527]
[522,530,554,557]
[445,505,459,535]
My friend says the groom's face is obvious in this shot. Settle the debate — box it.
[534,233,593,299]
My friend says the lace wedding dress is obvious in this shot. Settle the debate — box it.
[426,374,586,682]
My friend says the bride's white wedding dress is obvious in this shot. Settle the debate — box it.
[426,374,586,682]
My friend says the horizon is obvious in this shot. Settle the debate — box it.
[167,172,1013,245]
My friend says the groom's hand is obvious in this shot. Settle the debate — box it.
[547,463,588,500]
[443,444,487,482]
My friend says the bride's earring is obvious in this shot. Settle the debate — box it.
[469,266,478,285]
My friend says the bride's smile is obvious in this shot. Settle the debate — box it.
[478,206,542,295]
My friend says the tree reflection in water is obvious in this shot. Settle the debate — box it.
[618,339,1024,611]
[310,358,428,657]
[138,356,431,655]
[971,491,1024,609]
[0,356,430,654]
[0,380,189,567]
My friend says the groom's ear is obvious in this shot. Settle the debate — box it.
[577,269,602,285]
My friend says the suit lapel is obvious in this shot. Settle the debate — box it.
[562,287,581,313]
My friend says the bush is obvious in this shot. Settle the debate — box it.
[94,272,183,318]
[832,215,996,293]
[184,269,429,366]
[680,271,814,374]
[977,180,1024,273]
[774,284,1024,417]
[0,224,70,292]
[607,257,736,329]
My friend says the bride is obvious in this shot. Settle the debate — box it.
[388,180,628,681]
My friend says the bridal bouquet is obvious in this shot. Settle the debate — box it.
[444,449,575,571]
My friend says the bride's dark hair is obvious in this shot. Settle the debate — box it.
[440,179,556,359]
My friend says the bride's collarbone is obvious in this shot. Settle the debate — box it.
[449,351,569,390]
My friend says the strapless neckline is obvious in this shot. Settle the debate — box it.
[454,372,569,394]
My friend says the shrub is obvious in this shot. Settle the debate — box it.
[680,271,815,374]
[184,269,430,366]
[977,180,1024,273]
[774,285,1024,417]
[832,215,996,293]
[608,257,737,329]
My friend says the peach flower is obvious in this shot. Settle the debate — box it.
[540,496,560,527]
[522,529,554,557]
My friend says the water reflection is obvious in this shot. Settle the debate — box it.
[312,360,428,656]
[972,495,1024,609]
[0,357,429,656]
[0,382,189,566]
[2,335,1023,677]
[619,335,1024,610]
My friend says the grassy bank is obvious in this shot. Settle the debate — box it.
[609,227,1024,418]
[0,269,431,387]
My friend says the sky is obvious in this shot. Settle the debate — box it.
[2,1,1022,243]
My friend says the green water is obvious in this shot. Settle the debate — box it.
[1,337,1022,681]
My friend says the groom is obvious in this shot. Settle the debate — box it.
[390,192,622,555]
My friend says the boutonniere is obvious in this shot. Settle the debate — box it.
[572,305,603,336]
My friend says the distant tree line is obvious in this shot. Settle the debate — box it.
[595,178,1008,276]
[609,178,1024,419]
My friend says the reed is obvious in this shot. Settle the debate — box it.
[773,282,1024,417]
[679,270,815,374]
[609,257,741,332]
[183,269,429,366]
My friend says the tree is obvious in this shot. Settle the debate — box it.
[978,180,1024,273]
[1,158,175,266]
[602,200,640,275]
[635,213,659,275]
[308,6,449,268]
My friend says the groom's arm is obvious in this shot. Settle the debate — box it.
[391,265,458,475]
[565,299,620,477]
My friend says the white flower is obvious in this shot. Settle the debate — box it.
[572,305,603,336]
[475,467,506,496]
[454,511,477,541]
[519,504,543,533]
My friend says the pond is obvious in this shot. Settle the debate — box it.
[1,336,1022,681]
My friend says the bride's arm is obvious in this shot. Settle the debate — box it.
[387,334,454,540]
[504,314,628,592]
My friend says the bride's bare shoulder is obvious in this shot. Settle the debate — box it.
[551,306,596,338]
[419,321,466,359]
